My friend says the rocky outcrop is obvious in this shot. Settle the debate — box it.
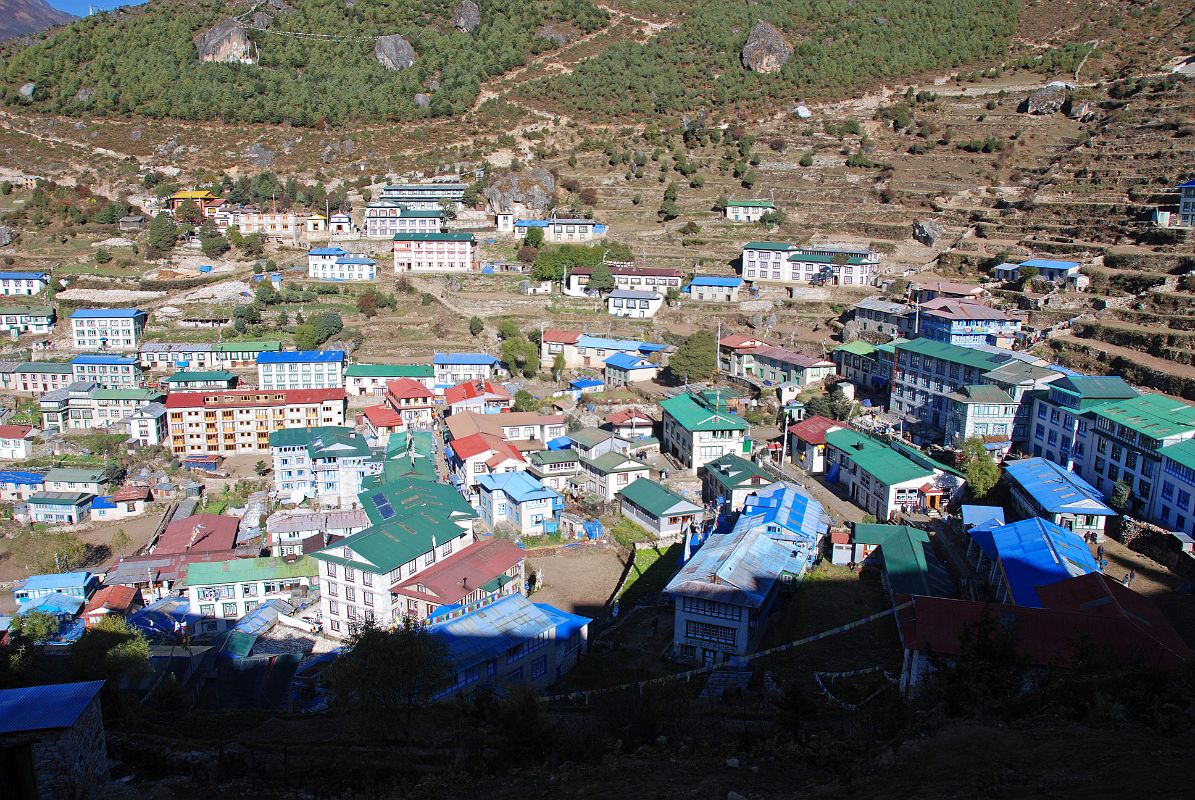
[453,1,481,33]
[252,12,272,29]
[266,0,294,12]
[536,24,572,46]
[0,226,14,247]
[196,18,253,64]
[913,219,946,247]
[1023,83,1068,115]
[1065,97,1095,121]
[18,82,35,98]
[741,20,791,73]
[74,87,94,103]
[414,93,431,109]
[246,142,276,167]
[484,168,557,215]
[374,34,416,70]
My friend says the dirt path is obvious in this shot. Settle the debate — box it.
[524,544,626,618]
[1055,334,1195,380]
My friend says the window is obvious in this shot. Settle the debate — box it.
[364,592,374,607]
[200,603,215,617]
[685,620,736,645]
[222,602,238,618]
[242,583,258,597]
[362,572,372,587]
[330,619,342,632]
[1179,489,1191,510]
[344,567,355,583]
[531,655,547,679]
[329,600,340,616]
[345,587,356,602]
[507,667,524,682]
[326,563,337,578]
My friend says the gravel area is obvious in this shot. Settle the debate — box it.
[54,288,167,303]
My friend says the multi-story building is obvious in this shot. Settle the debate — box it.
[0,424,35,460]
[433,352,501,388]
[43,467,108,495]
[71,355,142,387]
[392,232,476,272]
[378,182,466,211]
[345,363,435,397]
[889,338,1013,444]
[306,247,377,281]
[184,557,318,633]
[1082,394,1195,516]
[270,426,380,508]
[729,345,836,387]
[28,492,94,525]
[477,472,563,536]
[11,362,74,395]
[916,298,1022,348]
[943,384,1019,452]
[257,350,346,390]
[165,389,348,456]
[526,448,582,492]
[375,378,436,429]
[578,450,651,501]
[165,190,222,217]
[833,340,880,388]
[660,391,750,472]
[603,352,659,387]
[564,265,683,295]
[443,379,511,415]
[1178,178,1195,227]
[70,308,147,351]
[0,271,49,296]
[607,289,663,318]
[1027,375,1138,471]
[446,433,528,500]
[540,330,667,371]
[851,297,915,340]
[683,276,743,303]
[1154,439,1195,537]
[0,304,54,336]
[210,207,314,239]
[162,371,238,392]
[723,200,774,223]
[701,453,776,511]
[786,415,843,475]
[718,333,772,377]
[979,360,1063,445]
[40,384,165,433]
[92,388,165,429]
[445,411,566,448]
[265,508,369,557]
[741,242,879,287]
[824,428,962,519]
[517,217,601,243]
[128,402,168,447]
[364,201,444,238]
[1003,457,1115,542]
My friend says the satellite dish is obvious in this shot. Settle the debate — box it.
[288,488,306,505]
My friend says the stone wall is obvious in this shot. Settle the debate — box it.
[19,696,109,799]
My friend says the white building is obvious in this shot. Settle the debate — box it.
[128,402,168,447]
[185,557,318,633]
[0,271,49,296]
[0,424,35,460]
[257,350,346,390]
[741,242,879,287]
[364,201,444,238]
[392,232,476,272]
[660,391,750,473]
[607,289,664,319]
[723,200,774,223]
[70,308,148,352]
[306,247,378,281]
[433,353,501,389]
[0,305,55,336]
[165,389,348,456]
[378,182,466,211]
[270,426,379,509]
[70,355,142,387]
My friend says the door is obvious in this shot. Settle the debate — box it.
[703,649,716,667]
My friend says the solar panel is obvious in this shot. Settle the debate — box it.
[372,492,396,520]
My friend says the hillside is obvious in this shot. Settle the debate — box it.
[0,0,75,40]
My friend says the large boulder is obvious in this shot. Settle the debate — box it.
[536,24,572,46]
[913,219,946,247]
[741,20,792,73]
[374,34,416,70]
[453,1,481,33]
[252,12,273,29]
[246,143,276,168]
[196,19,253,64]
[1023,82,1068,115]
[0,226,13,247]
[484,168,557,215]
[414,93,431,109]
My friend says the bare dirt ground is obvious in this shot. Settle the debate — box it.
[1098,536,1195,648]
[525,543,626,619]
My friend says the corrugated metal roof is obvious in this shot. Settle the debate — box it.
[968,517,1100,607]
[1004,458,1114,516]
[0,681,105,734]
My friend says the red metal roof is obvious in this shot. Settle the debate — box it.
[543,329,582,344]
[384,377,435,402]
[443,379,510,406]
[0,425,34,439]
[390,538,524,605]
[156,513,240,555]
[111,486,151,502]
[362,405,404,429]
[787,415,842,445]
[719,334,770,349]
[449,431,507,460]
[83,585,141,616]
[607,408,653,425]
[165,388,346,409]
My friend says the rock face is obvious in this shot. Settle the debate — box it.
[1024,83,1068,115]
[414,93,431,109]
[0,0,75,40]
[913,219,946,247]
[536,24,572,45]
[374,34,416,71]
[252,12,272,29]
[453,1,481,33]
[484,168,557,215]
[196,19,253,64]
[0,226,13,247]
[741,20,792,73]
[1065,97,1095,121]
[246,143,275,167]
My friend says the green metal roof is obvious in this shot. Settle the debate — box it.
[660,393,750,433]
[210,340,281,353]
[726,200,775,208]
[183,556,317,586]
[44,467,106,483]
[704,453,775,490]
[946,384,1015,404]
[358,477,476,527]
[0,305,53,316]
[18,362,73,374]
[529,448,581,465]
[824,428,933,485]
[346,364,434,378]
[1049,375,1138,401]
[392,232,474,242]
[618,478,702,518]
[580,451,650,474]
[1160,439,1195,473]
[313,509,468,574]
[269,425,372,459]
[851,524,939,596]
[28,491,91,506]
[895,338,1009,372]
[788,253,866,265]
[92,388,164,402]
[742,241,795,252]
[568,427,617,448]
[164,370,237,383]
[834,340,878,357]
[1088,394,1195,440]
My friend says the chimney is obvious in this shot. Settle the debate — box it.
[187,524,203,551]
[461,576,469,590]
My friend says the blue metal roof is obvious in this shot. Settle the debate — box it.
[666,526,799,608]
[0,271,49,281]
[477,471,560,503]
[0,680,105,735]
[685,276,743,288]
[1176,179,1195,189]
[91,495,117,510]
[257,350,345,364]
[430,594,586,671]
[1004,458,1114,516]
[961,504,1005,532]
[336,256,377,265]
[738,484,831,546]
[969,517,1099,607]
[535,602,590,641]
[309,247,348,256]
[603,352,655,370]
[71,355,137,366]
[1020,258,1080,270]
[570,378,605,389]
[547,436,573,450]
[576,334,663,353]
[18,593,85,616]
[0,470,45,485]
[434,352,500,366]
[513,219,551,227]
[69,308,146,319]
[14,571,93,593]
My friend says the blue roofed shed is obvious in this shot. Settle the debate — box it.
[0,680,110,796]
[968,517,1100,607]
[12,571,98,605]
[1004,457,1114,541]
